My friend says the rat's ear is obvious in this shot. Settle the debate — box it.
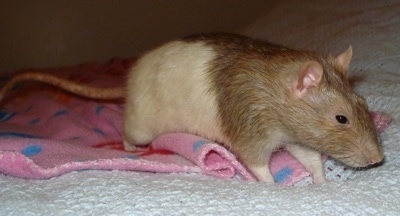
[335,46,352,74]
[292,61,323,98]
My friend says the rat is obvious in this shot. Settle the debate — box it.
[0,33,383,183]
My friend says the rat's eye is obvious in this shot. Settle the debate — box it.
[336,115,349,124]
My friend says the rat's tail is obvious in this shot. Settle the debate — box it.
[0,72,125,101]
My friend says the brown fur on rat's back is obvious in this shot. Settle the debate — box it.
[185,33,382,175]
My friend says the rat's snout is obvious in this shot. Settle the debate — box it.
[335,137,384,168]
[356,140,384,167]
[364,150,384,166]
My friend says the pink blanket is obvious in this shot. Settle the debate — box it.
[0,59,392,185]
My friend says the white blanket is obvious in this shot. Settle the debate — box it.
[1,0,399,215]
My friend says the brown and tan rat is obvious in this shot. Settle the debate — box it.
[0,33,383,183]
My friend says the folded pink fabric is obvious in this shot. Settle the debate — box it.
[0,59,391,185]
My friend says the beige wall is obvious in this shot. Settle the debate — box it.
[0,0,275,73]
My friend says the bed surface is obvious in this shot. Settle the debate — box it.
[1,0,400,215]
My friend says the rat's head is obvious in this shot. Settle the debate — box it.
[285,46,383,168]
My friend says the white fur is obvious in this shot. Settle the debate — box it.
[123,41,229,148]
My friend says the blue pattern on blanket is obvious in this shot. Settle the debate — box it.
[0,132,41,139]
[0,110,16,122]
[21,145,43,157]
[193,140,208,151]
[274,167,293,183]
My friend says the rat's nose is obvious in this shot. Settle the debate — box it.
[367,154,384,166]
[364,146,384,166]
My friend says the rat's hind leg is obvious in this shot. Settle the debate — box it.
[123,129,154,151]
[123,116,155,151]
